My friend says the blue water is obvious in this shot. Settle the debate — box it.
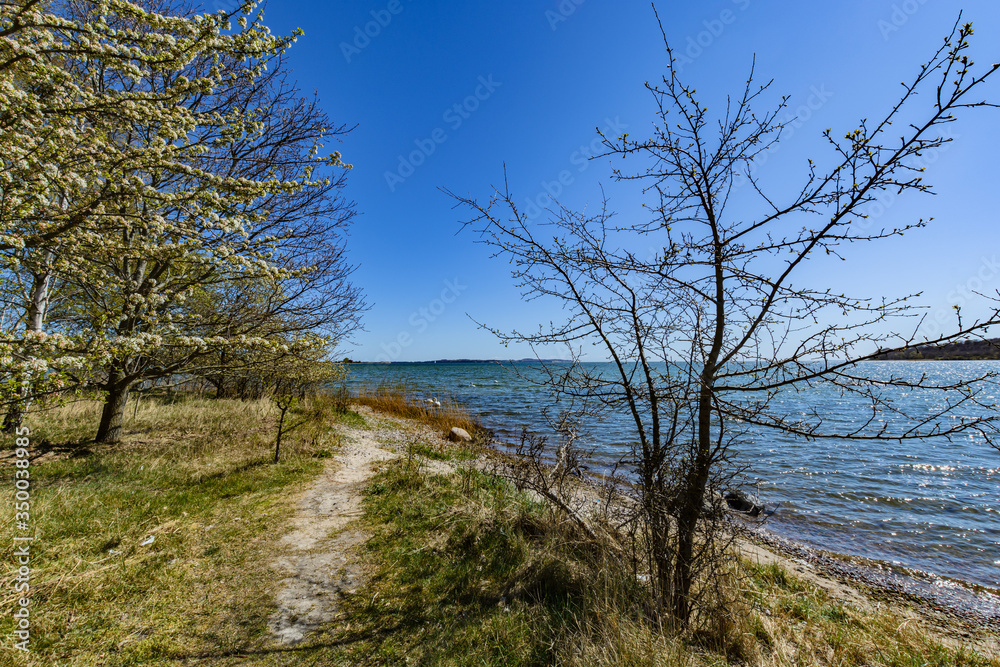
[345,361,1000,590]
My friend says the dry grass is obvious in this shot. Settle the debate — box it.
[353,380,483,438]
[723,559,996,667]
[326,455,999,667]
[0,393,343,665]
[2,396,995,665]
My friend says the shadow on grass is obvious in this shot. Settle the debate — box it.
[0,436,96,465]
[191,456,275,485]
[161,624,406,663]
[38,437,96,459]
[323,462,588,665]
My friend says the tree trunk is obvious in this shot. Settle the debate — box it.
[649,499,674,614]
[274,402,289,464]
[1,409,25,434]
[671,230,727,623]
[3,253,55,433]
[209,376,230,399]
[96,371,132,443]
[672,387,714,622]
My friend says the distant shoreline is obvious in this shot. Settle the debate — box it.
[344,358,574,365]
[874,339,1000,361]
[349,353,1000,364]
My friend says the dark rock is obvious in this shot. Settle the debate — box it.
[724,490,764,517]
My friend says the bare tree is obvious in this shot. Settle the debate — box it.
[182,273,363,401]
[451,15,1000,623]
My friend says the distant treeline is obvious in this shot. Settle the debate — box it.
[876,339,1000,360]
[352,359,573,365]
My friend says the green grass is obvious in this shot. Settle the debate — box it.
[335,408,368,430]
[306,459,694,666]
[406,441,477,463]
[0,395,354,666]
[737,560,996,667]
[300,461,998,667]
[320,461,583,665]
[1,398,995,666]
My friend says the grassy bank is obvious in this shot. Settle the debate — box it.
[318,456,996,667]
[352,380,485,438]
[0,394,342,665]
[1,395,996,665]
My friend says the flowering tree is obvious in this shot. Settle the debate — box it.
[0,1,364,441]
[2,0,265,426]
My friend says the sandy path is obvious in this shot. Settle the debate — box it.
[267,423,395,645]
[265,407,996,656]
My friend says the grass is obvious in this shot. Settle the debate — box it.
[405,441,477,464]
[733,560,995,667]
[308,459,998,667]
[0,393,350,666]
[353,380,485,439]
[1,395,995,666]
[324,458,657,666]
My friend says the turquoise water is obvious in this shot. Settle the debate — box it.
[345,361,1000,591]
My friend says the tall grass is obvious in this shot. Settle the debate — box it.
[2,395,994,665]
[353,380,483,437]
[0,394,345,665]
[331,460,998,667]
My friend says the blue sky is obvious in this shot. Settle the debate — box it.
[255,1,1000,362]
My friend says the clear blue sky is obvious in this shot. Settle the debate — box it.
[255,1,1000,362]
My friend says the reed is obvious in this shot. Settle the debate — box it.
[352,379,483,437]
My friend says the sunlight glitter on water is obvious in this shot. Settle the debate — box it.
[347,360,1000,590]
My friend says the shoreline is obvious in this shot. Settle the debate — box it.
[490,432,1000,628]
[347,362,999,598]
[741,521,1000,632]
[12,393,997,663]
[349,378,1000,657]
[482,426,1000,641]
[364,404,1000,657]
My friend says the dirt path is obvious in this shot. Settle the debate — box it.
[267,422,396,645]
[266,407,996,656]
[267,409,453,645]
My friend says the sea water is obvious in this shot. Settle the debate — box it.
[345,360,1000,592]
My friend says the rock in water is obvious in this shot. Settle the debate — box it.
[448,427,473,443]
[724,490,764,517]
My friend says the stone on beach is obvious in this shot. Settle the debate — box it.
[448,427,472,443]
